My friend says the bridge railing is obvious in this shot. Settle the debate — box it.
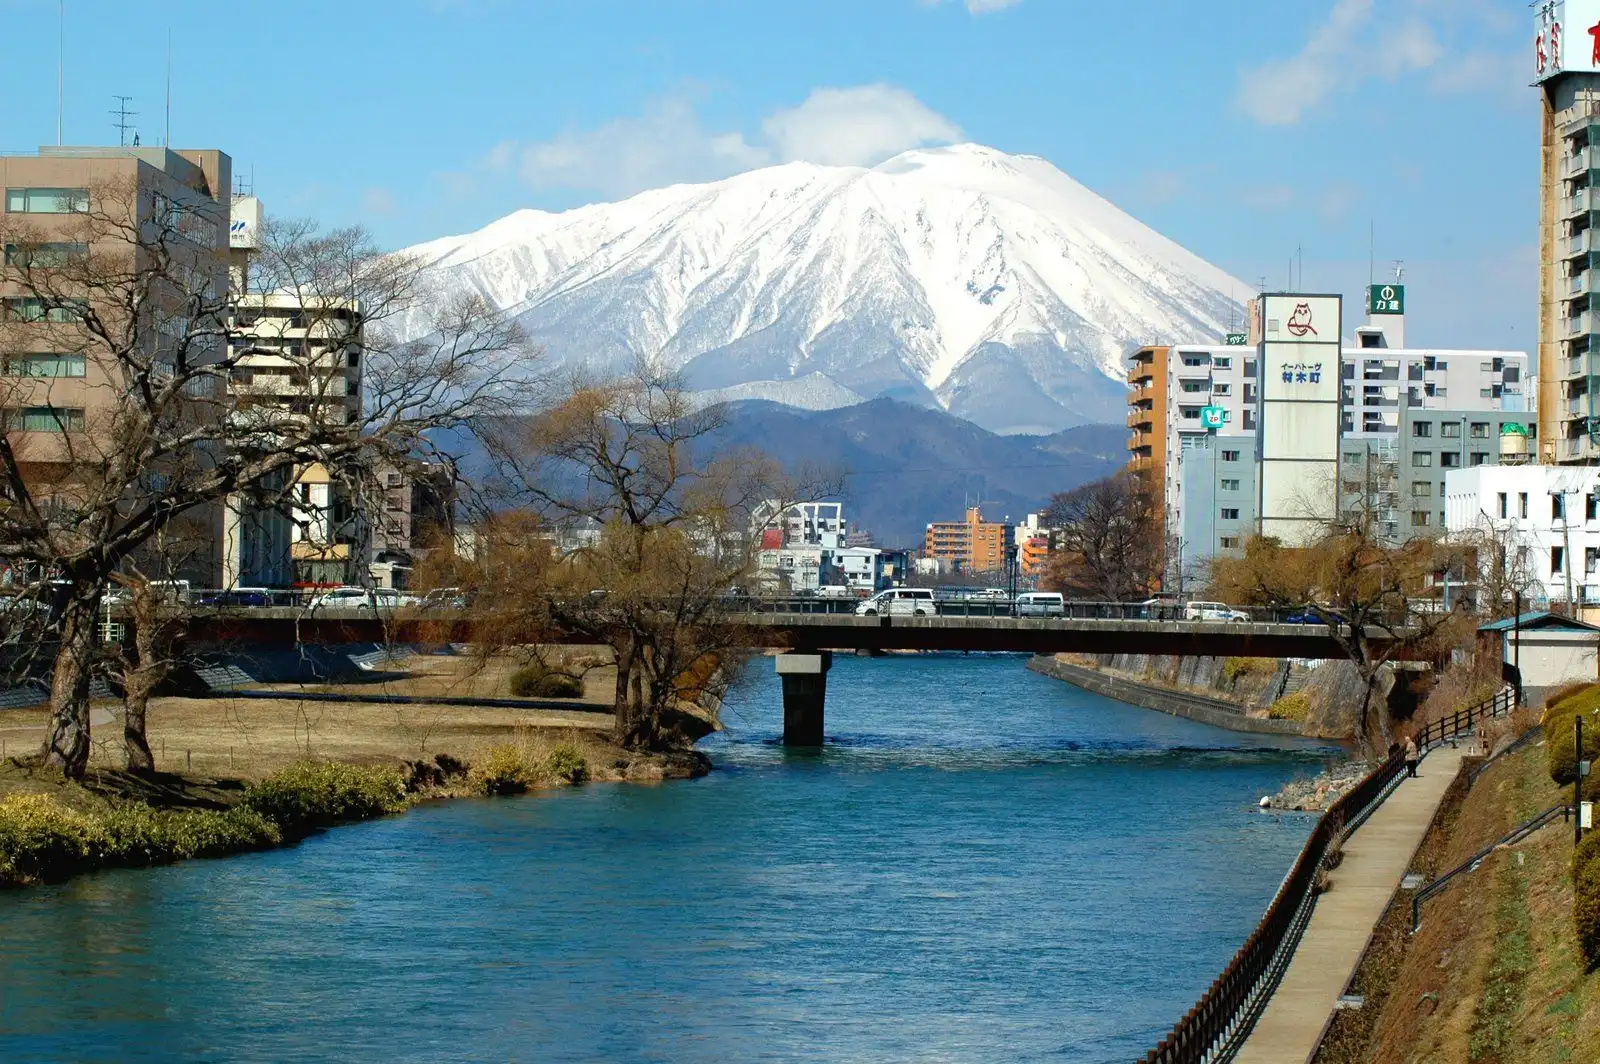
[1138,749,1408,1064]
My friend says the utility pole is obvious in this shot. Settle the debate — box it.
[1578,713,1585,847]
[1513,591,1523,705]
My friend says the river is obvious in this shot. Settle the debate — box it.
[0,654,1331,1063]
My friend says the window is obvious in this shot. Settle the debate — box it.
[1555,494,1568,520]
[1213,383,1231,396]
[2,242,87,267]
[1436,361,1448,370]
[1180,407,1200,420]
[1441,422,1461,438]
[1412,481,1432,498]
[1342,363,1355,379]
[1553,546,1566,574]
[1470,452,1488,466]
[1470,422,1489,439]
[1343,451,1363,465]
[2,354,84,378]
[1214,356,1231,369]
[1519,492,1529,518]
[1440,452,1460,468]
[1412,452,1432,467]
[1181,354,1206,367]
[1589,547,1599,574]
[1220,508,1240,520]
[1480,388,1493,398]
[4,187,87,214]
[4,406,84,431]
[1220,536,1240,549]
[1412,421,1432,438]
[1480,361,1493,372]
[1181,380,1210,393]
[1589,494,1599,521]
[1220,478,1241,491]
[1360,333,1381,349]
[1243,410,1256,430]
[1411,511,1431,527]
[1505,367,1521,383]
[1221,450,1240,462]
[1,297,85,323]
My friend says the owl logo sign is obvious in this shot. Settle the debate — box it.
[1286,302,1317,337]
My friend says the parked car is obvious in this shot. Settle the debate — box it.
[816,585,854,599]
[195,587,272,608]
[105,579,193,606]
[420,587,470,610]
[307,586,413,612]
[1016,591,1065,617]
[973,587,1009,600]
[1137,596,1181,621]
[1184,600,1250,623]
[855,588,936,616]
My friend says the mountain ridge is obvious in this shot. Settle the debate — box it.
[404,144,1247,434]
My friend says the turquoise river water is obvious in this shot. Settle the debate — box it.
[0,654,1334,1063]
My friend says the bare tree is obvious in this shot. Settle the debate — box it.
[464,363,836,750]
[1210,529,1464,755]
[1040,473,1161,601]
[0,178,530,776]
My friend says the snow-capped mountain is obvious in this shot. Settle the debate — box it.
[403,144,1248,434]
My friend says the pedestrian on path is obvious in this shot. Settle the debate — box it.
[1403,734,1419,778]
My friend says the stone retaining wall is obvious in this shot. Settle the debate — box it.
[1028,655,1306,736]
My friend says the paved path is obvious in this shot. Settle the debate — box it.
[1233,744,1468,1064]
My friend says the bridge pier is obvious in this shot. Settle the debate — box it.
[776,652,831,746]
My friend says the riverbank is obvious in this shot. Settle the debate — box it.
[1027,654,1305,736]
[1310,718,1600,1063]
[0,651,714,888]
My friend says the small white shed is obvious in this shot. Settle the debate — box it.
[1479,612,1600,702]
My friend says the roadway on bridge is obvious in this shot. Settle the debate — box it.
[1232,744,1468,1064]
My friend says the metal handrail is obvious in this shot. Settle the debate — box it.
[1138,749,1408,1064]
[1410,803,1569,932]
[1466,723,1544,790]
[1416,685,1515,754]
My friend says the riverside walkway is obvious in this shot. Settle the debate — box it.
[1233,743,1469,1064]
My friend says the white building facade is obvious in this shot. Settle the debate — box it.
[1445,463,1600,611]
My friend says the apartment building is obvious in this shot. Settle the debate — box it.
[1139,297,1532,582]
[1,145,232,584]
[1534,9,1600,460]
[923,507,1011,574]
[1445,460,1600,614]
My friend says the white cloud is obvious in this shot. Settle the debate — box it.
[761,85,961,167]
[502,85,961,199]
[361,187,398,216]
[1233,0,1516,125]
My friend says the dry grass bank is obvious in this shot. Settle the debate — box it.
[1312,731,1600,1064]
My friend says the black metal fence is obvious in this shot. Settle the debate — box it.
[1137,750,1408,1064]
[1137,682,1514,1063]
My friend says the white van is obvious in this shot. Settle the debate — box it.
[1016,591,1065,617]
[816,585,855,599]
[1184,601,1250,623]
[855,588,936,616]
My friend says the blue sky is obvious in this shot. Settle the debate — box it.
[0,0,1534,349]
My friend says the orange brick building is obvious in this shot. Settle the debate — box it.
[923,507,1011,574]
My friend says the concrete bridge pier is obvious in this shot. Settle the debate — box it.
[776,651,831,746]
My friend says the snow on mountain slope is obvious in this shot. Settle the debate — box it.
[403,144,1248,434]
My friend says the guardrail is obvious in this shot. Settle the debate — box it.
[1139,749,1409,1064]
[1417,685,1516,754]
[1410,803,1570,932]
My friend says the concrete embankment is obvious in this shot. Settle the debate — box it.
[1027,655,1305,736]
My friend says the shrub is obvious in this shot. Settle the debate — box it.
[99,804,281,862]
[1545,707,1600,787]
[544,743,588,784]
[242,761,406,829]
[509,663,584,699]
[1546,683,1600,720]
[0,794,100,883]
[1270,691,1312,722]
[1222,657,1273,684]
[469,744,537,795]
[1576,832,1600,970]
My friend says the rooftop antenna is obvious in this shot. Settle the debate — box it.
[1392,259,1405,284]
[164,29,171,147]
[1368,220,1375,288]
[111,95,136,147]
[56,2,64,145]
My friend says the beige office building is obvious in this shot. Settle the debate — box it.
[1,145,232,584]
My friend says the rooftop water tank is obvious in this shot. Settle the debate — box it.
[1500,422,1530,465]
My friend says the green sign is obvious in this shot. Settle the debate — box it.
[1200,405,1227,431]
[1224,333,1248,345]
[1367,283,1405,315]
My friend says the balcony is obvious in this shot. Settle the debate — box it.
[1569,394,1592,416]
[1574,270,1596,298]
[1566,311,1596,339]
[1565,147,1600,176]
[1572,189,1597,217]
[1571,229,1600,257]
[1127,408,1153,430]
